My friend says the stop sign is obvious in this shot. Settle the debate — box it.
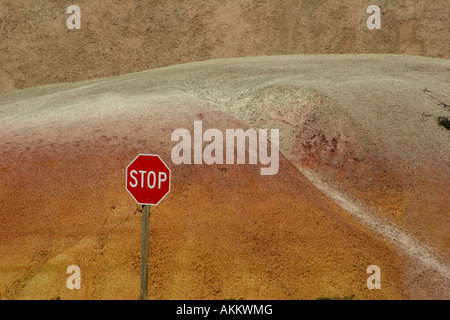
[126,154,171,205]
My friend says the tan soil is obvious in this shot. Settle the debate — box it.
[1,0,449,94]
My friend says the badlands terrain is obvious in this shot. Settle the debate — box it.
[1,0,449,93]
[1,55,449,299]
[0,1,449,300]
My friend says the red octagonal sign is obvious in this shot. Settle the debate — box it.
[126,154,171,205]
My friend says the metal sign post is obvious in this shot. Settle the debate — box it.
[139,205,150,300]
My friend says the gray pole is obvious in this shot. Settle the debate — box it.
[139,204,150,300]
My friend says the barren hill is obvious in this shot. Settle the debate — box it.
[1,0,449,93]
[1,54,449,299]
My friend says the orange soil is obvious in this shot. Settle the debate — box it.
[0,111,407,299]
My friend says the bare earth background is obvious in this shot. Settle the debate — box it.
[0,1,449,300]
[0,0,449,93]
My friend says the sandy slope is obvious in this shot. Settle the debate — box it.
[1,54,449,299]
[1,0,449,93]
[0,102,407,300]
